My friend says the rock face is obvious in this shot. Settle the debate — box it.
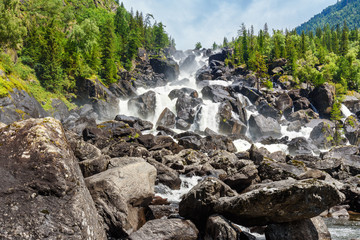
[0,118,106,239]
[129,219,198,240]
[150,58,180,81]
[214,179,345,227]
[309,83,335,117]
[310,121,335,149]
[156,108,176,128]
[0,89,48,125]
[85,158,156,238]
[265,216,331,240]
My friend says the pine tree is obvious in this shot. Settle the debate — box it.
[101,17,117,84]
[340,21,349,56]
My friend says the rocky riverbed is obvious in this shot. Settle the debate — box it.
[0,48,360,239]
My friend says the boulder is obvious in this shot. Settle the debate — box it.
[248,114,281,141]
[156,108,176,128]
[180,54,198,72]
[115,115,153,131]
[85,158,156,238]
[209,50,228,64]
[168,88,198,100]
[310,121,335,149]
[258,158,308,181]
[287,109,319,124]
[309,83,335,117]
[176,95,202,124]
[275,93,293,114]
[196,66,213,82]
[214,178,345,227]
[218,101,247,136]
[147,158,181,190]
[201,85,233,103]
[49,99,70,122]
[129,219,198,240]
[0,118,106,239]
[265,216,331,240]
[343,95,360,113]
[179,177,237,228]
[293,97,311,111]
[109,80,137,99]
[288,137,319,156]
[128,91,157,119]
[150,58,180,81]
[79,155,111,178]
[257,99,281,119]
[200,135,237,153]
[205,215,256,240]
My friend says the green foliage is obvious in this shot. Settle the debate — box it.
[195,42,202,50]
[0,0,27,49]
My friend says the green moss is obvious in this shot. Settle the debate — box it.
[0,71,28,98]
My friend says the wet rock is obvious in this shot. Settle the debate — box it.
[156,108,176,128]
[85,158,156,238]
[310,121,335,149]
[168,88,198,100]
[249,144,271,165]
[147,158,181,190]
[200,135,237,153]
[180,54,198,72]
[179,177,237,227]
[156,125,177,136]
[201,85,233,103]
[128,91,157,119]
[288,137,319,156]
[343,95,360,113]
[0,118,106,239]
[129,219,198,240]
[309,83,335,117]
[344,116,360,145]
[248,114,281,141]
[238,86,261,104]
[205,215,256,240]
[328,205,350,219]
[218,101,247,136]
[176,95,202,124]
[214,178,345,227]
[209,50,228,64]
[257,99,281,119]
[114,115,153,131]
[150,58,180,81]
[341,176,360,212]
[196,66,213,82]
[176,118,191,130]
[287,120,302,132]
[265,216,331,240]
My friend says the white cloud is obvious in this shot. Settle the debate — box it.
[121,0,337,50]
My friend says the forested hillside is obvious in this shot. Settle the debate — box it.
[221,22,360,123]
[0,0,173,96]
[297,0,360,34]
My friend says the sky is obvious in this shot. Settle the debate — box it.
[121,0,337,50]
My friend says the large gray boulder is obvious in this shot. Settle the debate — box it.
[309,83,335,117]
[85,158,156,238]
[0,118,106,239]
[128,91,157,119]
[150,58,180,81]
[248,114,281,141]
[214,179,345,226]
[129,219,198,240]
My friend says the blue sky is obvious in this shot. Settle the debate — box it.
[121,0,337,50]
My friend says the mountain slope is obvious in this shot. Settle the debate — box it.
[297,0,360,33]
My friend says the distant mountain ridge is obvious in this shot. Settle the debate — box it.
[297,0,360,33]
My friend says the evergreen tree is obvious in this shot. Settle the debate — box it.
[101,17,117,84]
[195,42,202,50]
[339,21,349,56]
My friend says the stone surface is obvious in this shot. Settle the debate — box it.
[128,91,157,119]
[0,118,106,240]
[265,217,331,240]
[309,83,335,117]
[310,121,335,149]
[214,179,345,227]
[248,114,281,141]
[150,58,180,81]
[129,219,198,240]
[85,158,156,238]
[147,158,181,190]
[156,107,176,128]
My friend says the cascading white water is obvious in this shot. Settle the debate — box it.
[341,104,352,120]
